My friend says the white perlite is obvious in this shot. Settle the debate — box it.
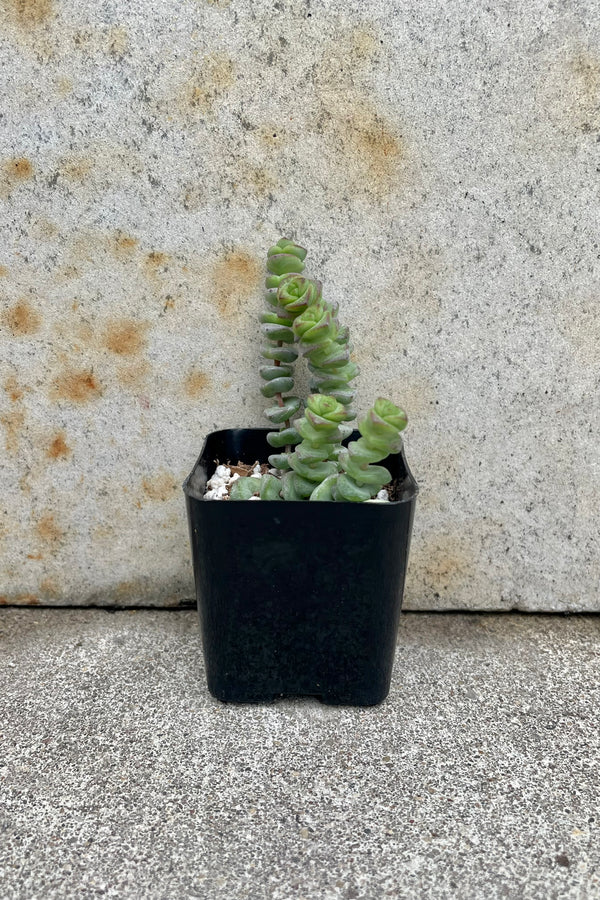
[203,466,240,501]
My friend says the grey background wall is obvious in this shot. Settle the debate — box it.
[1,0,598,610]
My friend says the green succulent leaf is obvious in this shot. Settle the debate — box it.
[229,476,258,501]
[259,473,283,500]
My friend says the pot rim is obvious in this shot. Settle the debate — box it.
[183,427,418,506]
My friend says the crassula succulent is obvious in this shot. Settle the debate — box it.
[228,238,408,502]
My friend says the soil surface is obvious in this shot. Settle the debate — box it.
[213,459,399,500]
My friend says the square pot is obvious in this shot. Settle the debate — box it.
[183,428,418,705]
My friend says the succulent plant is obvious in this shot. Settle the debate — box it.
[228,238,408,502]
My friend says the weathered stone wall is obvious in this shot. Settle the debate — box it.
[1,0,598,609]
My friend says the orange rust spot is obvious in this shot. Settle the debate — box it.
[321,102,404,199]
[27,552,44,560]
[0,265,8,277]
[103,319,148,356]
[2,298,41,335]
[184,369,211,398]
[414,535,473,595]
[113,231,139,259]
[6,157,33,179]
[211,249,261,319]
[1,409,25,453]
[35,513,64,545]
[51,368,102,404]
[142,471,179,502]
[144,250,170,276]
[1,593,40,605]
[46,430,71,460]
[40,576,59,597]
[6,0,54,26]
[3,375,27,402]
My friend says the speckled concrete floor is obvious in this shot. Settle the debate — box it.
[1,610,599,900]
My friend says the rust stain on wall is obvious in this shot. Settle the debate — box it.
[46,430,71,460]
[412,534,474,597]
[318,100,405,199]
[2,298,42,335]
[211,249,261,319]
[51,368,102,403]
[112,231,139,259]
[144,250,170,280]
[0,265,8,277]
[183,369,211,398]
[3,375,28,403]
[5,0,54,27]
[35,512,64,546]
[1,409,25,453]
[0,593,40,606]
[1,157,34,196]
[142,471,179,502]
[311,24,409,201]
[39,576,59,598]
[103,319,149,356]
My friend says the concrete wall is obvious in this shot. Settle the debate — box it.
[1,0,598,610]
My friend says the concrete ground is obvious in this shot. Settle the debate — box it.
[1,610,599,900]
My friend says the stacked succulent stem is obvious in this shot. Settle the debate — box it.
[336,398,407,501]
[281,395,348,500]
[294,300,358,423]
[261,239,321,469]
[229,238,408,502]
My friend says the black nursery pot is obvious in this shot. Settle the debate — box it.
[183,428,418,706]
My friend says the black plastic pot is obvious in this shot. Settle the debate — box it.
[183,428,418,706]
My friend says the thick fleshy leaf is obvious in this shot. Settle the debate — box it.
[260,377,294,398]
[259,365,293,381]
[260,345,298,363]
[266,426,301,447]
[261,324,295,343]
[229,477,258,500]
[260,473,283,500]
